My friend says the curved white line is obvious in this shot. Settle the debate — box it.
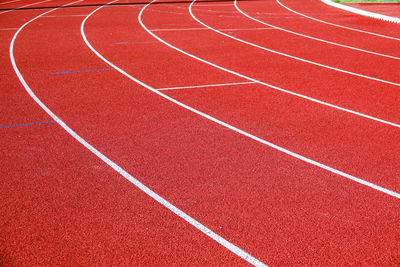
[82,0,400,201]
[320,0,400,24]
[190,2,400,88]
[233,0,400,61]
[276,0,400,42]
[172,4,400,129]
[8,0,268,266]
[0,0,52,15]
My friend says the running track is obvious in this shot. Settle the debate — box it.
[1,0,399,265]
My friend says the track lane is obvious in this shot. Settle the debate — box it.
[0,0,80,128]
[137,1,400,193]
[320,0,400,24]
[80,0,400,195]
[1,120,247,266]
[0,0,21,7]
[277,0,400,40]
[4,1,254,266]
[190,2,400,86]
[232,0,400,61]
[6,0,400,265]
[0,0,55,14]
[139,3,400,126]
[161,82,400,193]
[0,0,45,10]
[80,2,400,264]
[343,2,400,19]
[0,0,66,28]
[234,0,400,61]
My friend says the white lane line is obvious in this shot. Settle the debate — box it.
[320,0,400,24]
[83,0,400,262]
[141,1,400,198]
[9,0,268,266]
[150,27,275,31]
[0,0,53,15]
[152,3,400,130]
[190,1,400,88]
[189,8,400,129]
[84,0,400,204]
[156,81,256,91]
[0,28,18,30]
[0,0,20,6]
[153,5,400,130]
[233,0,400,61]
[276,0,400,41]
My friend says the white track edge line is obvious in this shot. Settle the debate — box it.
[320,0,400,24]
[156,81,256,90]
[84,0,400,202]
[233,0,400,61]
[9,1,268,266]
[190,2,400,88]
[276,0,400,41]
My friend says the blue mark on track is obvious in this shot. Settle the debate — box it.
[52,68,114,75]
[0,120,56,129]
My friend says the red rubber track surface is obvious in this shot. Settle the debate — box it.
[0,0,48,10]
[344,3,400,18]
[1,0,400,265]
[274,0,400,43]
[232,0,400,74]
